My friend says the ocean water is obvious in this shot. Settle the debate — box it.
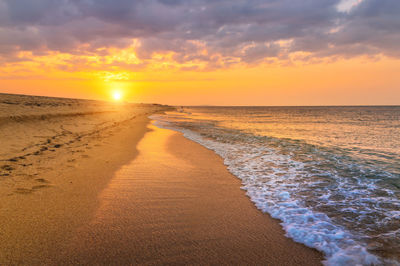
[151,106,400,266]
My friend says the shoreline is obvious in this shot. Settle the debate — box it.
[0,92,323,264]
[56,123,324,265]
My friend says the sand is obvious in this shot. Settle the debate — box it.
[61,124,322,265]
[0,93,169,264]
[0,93,323,265]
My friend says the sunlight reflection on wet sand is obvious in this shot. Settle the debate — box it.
[63,122,322,265]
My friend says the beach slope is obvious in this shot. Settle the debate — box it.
[0,93,322,264]
[59,123,323,265]
[0,93,169,264]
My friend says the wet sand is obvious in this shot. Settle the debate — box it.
[60,123,323,265]
[0,93,322,264]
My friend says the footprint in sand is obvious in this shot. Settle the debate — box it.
[14,188,33,194]
[1,165,13,176]
[14,182,51,195]
[40,146,48,152]
[35,178,50,183]
[1,165,14,171]
[32,184,51,190]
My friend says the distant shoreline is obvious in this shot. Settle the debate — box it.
[1,92,398,107]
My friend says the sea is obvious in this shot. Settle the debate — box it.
[151,106,400,266]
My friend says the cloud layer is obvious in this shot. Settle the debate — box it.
[1,0,399,71]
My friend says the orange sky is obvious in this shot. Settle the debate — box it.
[1,53,399,105]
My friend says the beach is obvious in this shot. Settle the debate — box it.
[0,94,167,263]
[1,0,398,264]
[0,94,323,264]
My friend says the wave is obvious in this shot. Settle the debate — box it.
[151,114,400,266]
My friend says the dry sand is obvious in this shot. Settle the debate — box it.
[0,93,168,264]
[0,93,323,265]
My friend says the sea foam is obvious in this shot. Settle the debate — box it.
[151,113,400,265]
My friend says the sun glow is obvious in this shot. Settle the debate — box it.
[112,90,123,101]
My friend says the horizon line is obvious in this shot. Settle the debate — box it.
[1,92,399,107]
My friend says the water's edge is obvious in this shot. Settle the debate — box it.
[150,115,399,266]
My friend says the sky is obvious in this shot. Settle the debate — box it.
[0,0,399,105]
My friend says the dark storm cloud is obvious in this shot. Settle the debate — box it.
[0,0,399,66]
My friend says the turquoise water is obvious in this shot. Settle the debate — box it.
[152,106,400,265]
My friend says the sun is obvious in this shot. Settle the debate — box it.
[112,91,123,101]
